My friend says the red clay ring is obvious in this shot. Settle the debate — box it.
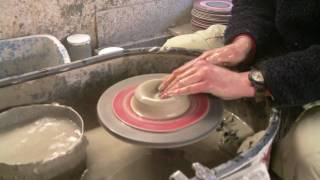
[112,85,209,133]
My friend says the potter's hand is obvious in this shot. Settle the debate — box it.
[159,35,254,93]
[197,35,254,66]
[160,60,255,100]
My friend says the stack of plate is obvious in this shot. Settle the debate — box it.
[191,0,233,29]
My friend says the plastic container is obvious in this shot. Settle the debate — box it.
[98,47,124,55]
[67,34,92,61]
[0,35,70,79]
[0,104,87,180]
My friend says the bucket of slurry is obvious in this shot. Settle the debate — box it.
[0,104,87,180]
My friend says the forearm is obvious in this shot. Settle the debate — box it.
[231,35,256,65]
[257,45,320,107]
[237,72,255,98]
[225,0,278,57]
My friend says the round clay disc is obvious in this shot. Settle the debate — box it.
[112,85,209,132]
[191,9,231,21]
[194,0,233,14]
[191,19,212,29]
[191,17,228,24]
[97,74,223,148]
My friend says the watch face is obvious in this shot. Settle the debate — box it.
[252,70,264,84]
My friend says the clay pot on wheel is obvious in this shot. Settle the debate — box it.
[131,79,191,120]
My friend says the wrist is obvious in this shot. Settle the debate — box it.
[238,72,255,98]
[232,35,254,54]
[232,35,256,64]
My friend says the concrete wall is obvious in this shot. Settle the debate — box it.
[0,0,192,48]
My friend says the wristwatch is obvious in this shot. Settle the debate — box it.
[248,69,266,102]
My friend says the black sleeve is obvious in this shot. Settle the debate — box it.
[224,0,279,56]
[257,45,320,107]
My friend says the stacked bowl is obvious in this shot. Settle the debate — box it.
[191,0,233,29]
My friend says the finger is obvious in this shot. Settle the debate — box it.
[159,73,178,92]
[161,61,208,97]
[160,59,207,92]
[165,81,208,97]
[158,75,171,91]
[180,72,202,86]
[168,71,202,92]
[163,67,197,93]
[197,51,214,60]
[173,59,199,74]
[205,52,221,63]
[171,55,208,76]
[159,60,197,91]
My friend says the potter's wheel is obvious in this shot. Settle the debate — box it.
[97,74,223,148]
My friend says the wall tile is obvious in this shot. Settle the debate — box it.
[0,0,97,46]
[96,0,192,47]
[95,0,148,11]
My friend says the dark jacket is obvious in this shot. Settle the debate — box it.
[225,0,320,107]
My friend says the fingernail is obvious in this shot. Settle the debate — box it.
[158,83,164,91]
[166,91,175,97]
[160,93,168,99]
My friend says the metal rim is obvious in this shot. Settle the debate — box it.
[0,104,85,165]
[213,109,280,178]
[0,47,202,88]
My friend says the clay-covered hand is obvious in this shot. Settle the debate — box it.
[195,35,254,66]
[159,60,255,100]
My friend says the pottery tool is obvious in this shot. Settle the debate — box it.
[191,0,233,29]
[97,74,223,148]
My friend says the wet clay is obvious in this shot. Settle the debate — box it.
[237,130,266,154]
[131,79,191,120]
[83,110,254,180]
[0,117,81,164]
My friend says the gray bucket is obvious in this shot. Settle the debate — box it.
[0,104,87,180]
[0,35,70,79]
